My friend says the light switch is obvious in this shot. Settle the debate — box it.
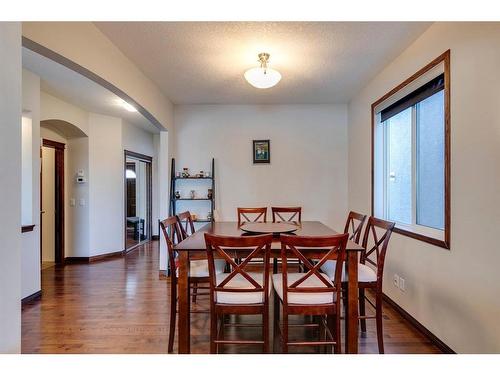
[70,198,76,207]
[79,198,85,207]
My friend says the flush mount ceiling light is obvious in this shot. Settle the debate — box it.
[244,53,282,89]
[117,98,138,112]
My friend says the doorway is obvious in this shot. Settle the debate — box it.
[41,139,65,267]
[124,151,152,251]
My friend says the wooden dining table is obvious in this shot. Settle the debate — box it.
[174,221,365,354]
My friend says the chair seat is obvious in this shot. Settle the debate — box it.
[176,259,225,278]
[320,260,377,283]
[215,272,269,305]
[272,273,336,305]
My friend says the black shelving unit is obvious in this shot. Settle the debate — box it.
[169,158,215,223]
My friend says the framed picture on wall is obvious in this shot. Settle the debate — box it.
[253,140,270,164]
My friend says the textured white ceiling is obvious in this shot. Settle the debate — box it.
[95,22,431,104]
[22,48,159,134]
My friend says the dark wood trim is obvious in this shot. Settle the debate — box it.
[393,227,449,249]
[41,138,66,264]
[42,138,65,150]
[382,293,455,354]
[124,150,153,251]
[371,50,451,250]
[151,235,160,241]
[65,250,125,264]
[21,224,35,233]
[124,150,153,163]
[21,290,42,306]
[22,36,165,132]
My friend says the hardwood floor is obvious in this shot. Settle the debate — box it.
[22,240,442,354]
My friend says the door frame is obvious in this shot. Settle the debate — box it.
[124,150,153,252]
[41,139,65,265]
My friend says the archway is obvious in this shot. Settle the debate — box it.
[40,119,88,269]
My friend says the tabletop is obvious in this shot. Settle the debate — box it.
[174,221,364,252]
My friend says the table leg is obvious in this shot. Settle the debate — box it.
[178,251,191,353]
[345,251,359,354]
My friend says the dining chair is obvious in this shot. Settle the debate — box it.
[204,232,273,354]
[320,216,395,353]
[176,211,196,239]
[160,215,225,353]
[271,206,303,273]
[273,233,349,354]
[271,206,302,224]
[237,207,267,226]
[343,211,367,244]
[176,211,205,303]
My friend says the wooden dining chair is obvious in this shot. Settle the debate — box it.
[356,216,395,353]
[204,233,273,354]
[271,206,302,224]
[176,211,206,303]
[271,206,303,272]
[160,216,225,353]
[176,211,196,240]
[343,211,367,244]
[320,216,394,353]
[237,207,267,226]
[273,233,349,353]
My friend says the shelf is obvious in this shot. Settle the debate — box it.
[174,198,211,201]
[193,220,211,223]
[175,177,213,180]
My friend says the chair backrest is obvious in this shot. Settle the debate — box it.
[360,217,395,284]
[176,211,195,240]
[271,206,302,224]
[279,233,349,305]
[159,216,183,278]
[204,233,273,305]
[237,207,267,226]
[343,211,367,244]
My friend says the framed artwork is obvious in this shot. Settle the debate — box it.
[253,140,270,164]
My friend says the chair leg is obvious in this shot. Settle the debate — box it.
[168,279,177,353]
[263,307,270,353]
[359,288,367,333]
[210,311,218,354]
[282,309,288,354]
[375,291,384,354]
[273,291,280,353]
[327,314,338,354]
[192,282,198,303]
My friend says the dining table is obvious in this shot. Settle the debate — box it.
[174,221,365,354]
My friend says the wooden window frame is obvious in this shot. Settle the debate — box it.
[371,50,451,249]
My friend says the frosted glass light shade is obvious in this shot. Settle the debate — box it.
[244,67,282,89]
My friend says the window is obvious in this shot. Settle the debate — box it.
[372,51,450,249]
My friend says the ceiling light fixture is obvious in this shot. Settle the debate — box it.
[244,53,281,89]
[117,98,138,112]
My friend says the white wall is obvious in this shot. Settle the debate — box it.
[0,22,22,353]
[174,104,349,228]
[21,68,41,299]
[40,93,91,260]
[22,22,174,133]
[88,113,124,256]
[348,22,500,353]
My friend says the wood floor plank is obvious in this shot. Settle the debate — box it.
[22,240,442,354]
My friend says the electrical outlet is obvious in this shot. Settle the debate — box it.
[399,277,405,292]
[393,274,400,288]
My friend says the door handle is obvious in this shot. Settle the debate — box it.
[41,210,46,214]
